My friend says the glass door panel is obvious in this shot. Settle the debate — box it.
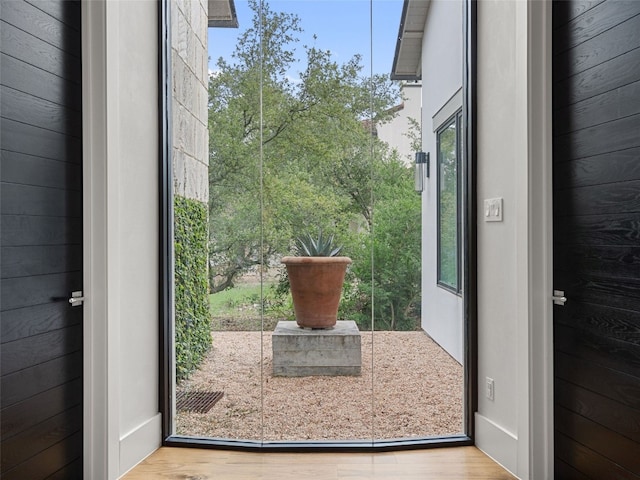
[370,0,465,441]
[170,0,467,445]
[173,0,263,441]
[260,0,374,443]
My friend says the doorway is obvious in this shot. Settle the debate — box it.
[161,0,475,449]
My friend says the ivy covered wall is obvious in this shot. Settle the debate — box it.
[174,195,211,382]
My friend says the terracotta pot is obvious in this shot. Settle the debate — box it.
[281,256,352,329]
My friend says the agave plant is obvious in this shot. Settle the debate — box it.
[295,231,343,257]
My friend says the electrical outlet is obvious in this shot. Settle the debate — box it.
[486,377,495,401]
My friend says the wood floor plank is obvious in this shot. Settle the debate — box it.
[122,447,516,479]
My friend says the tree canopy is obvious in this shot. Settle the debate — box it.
[207,0,422,329]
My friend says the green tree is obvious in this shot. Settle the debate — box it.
[341,152,422,331]
[207,0,399,292]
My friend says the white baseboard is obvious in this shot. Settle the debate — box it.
[118,413,162,478]
[475,413,519,478]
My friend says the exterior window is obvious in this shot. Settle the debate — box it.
[437,111,462,292]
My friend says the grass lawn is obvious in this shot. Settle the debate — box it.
[209,282,286,331]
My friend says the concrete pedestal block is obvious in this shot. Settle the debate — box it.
[272,321,361,376]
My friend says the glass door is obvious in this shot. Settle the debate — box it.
[259,0,375,443]
[168,0,467,446]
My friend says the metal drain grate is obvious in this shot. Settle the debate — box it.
[176,390,224,414]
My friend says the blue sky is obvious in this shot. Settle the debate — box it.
[208,0,403,77]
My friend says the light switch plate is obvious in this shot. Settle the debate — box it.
[484,197,503,222]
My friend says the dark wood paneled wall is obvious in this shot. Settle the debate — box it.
[0,1,83,478]
[553,0,640,477]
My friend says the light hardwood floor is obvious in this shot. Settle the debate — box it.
[123,446,517,479]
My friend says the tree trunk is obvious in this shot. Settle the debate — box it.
[390,302,395,331]
[210,272,236,294]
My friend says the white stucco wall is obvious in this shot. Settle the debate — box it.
[420,0,464,365]
[476,0,521,459]
[83,1,161,478]
[376,82,422,165]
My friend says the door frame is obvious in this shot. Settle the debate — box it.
[82,1,119,477]
[525,1,554,477]
[159,0,479,451]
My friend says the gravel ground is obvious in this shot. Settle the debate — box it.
[176,330,464,442]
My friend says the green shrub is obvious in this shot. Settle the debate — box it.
[339,161,422,331]
[174,196,211,382]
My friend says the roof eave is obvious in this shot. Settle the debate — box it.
[208,0,239,28]
[390,0,429,81]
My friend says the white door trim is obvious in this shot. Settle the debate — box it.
[82,0,121,477]
[525,0,554,477]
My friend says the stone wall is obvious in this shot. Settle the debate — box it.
[171,0,209,203]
